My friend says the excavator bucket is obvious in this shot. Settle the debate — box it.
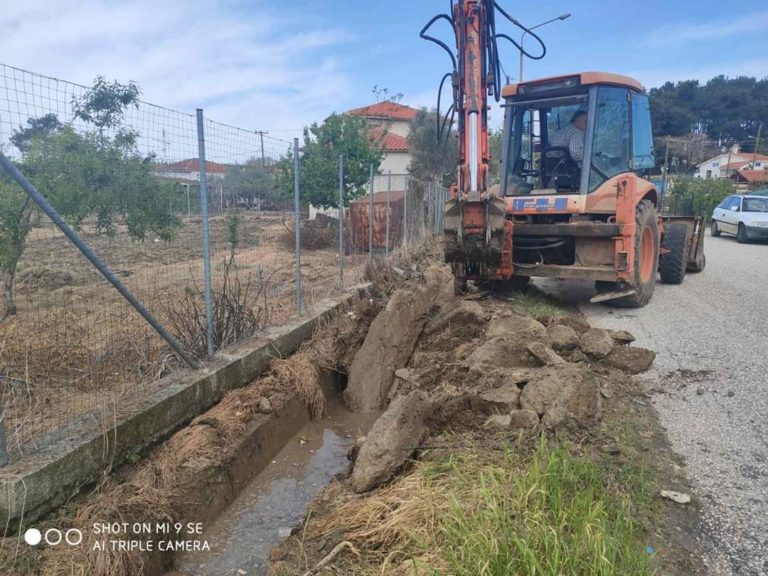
[443,197,506,271]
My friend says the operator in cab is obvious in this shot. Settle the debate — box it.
[550,110,587,166]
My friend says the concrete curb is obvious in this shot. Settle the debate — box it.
[0,286,368,531]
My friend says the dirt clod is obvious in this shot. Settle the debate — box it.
[484,414,512,429]
[424,300,485,338]
[579,328,616,358]
[478,383,521,412]
[257,397,273,414]
[604,345,656,374]
[350,390,431,493]
[527,342,566,366]
[508,409,540,430]
[610,329,636,345]
[465,336,538,373]
[345,266,452,412]
[486,313,547,340]
[548,323,580,351]
[519,365,602,429]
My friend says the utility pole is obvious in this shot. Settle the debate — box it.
[752,123,763,169]
[662,137,670,207]
[256,131,268,167]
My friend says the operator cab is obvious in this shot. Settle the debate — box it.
[500,72,655,197]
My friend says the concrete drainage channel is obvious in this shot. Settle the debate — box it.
[167,371,378,576]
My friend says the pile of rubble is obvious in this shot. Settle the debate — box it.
[343,264,656,493]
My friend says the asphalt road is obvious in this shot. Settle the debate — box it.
[542,231,768,575]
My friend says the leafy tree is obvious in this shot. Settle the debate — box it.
[0,78,178,319]
[275,114,384,208]
[223,158,280,209]
[668,177,735,218]
[10,113,63,153]
[72,75,140,130]
[407,108,457,187]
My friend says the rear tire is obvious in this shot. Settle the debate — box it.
[660,222,691,284]
[711,220,721,237]
[737,223,749,244]
[687,253,706,273]
[608,200,659,308]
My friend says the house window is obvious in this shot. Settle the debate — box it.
[711,161,719,167]
[706,170,712,179]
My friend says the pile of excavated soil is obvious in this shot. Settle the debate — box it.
[269,269,666,575]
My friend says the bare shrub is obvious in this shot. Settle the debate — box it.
[163,258,268,358]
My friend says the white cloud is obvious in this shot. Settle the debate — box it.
[0,0,355,142]
[648,9,768,45]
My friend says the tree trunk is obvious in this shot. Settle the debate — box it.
[2,266,17,318]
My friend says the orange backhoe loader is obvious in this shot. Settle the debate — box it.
[421,0,705,307]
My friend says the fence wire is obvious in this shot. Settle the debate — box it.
[0,62,441,465]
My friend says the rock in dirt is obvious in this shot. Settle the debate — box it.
[551,315,591,334]
[479,383,521,411]
[424,263,455,301]
[394,368,416,382]
[465,336,539,372]
[424,300,485,338]
[519,365,602,429]
[610,329,636,345]
[547,323,580,351]
[660,490,691,504]
[508,409,540,430]
[486,314,547,340]
[604,346,656,374]
[527,342,566,366]
[345,264,453,412]
[350,390,431,493]
[257,397,273,414]
[579,328,616,359]
[484,414,512,429]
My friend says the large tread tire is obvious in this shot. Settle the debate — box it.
[660,222,691,284]
[711,220,721,237]
[608,200,659,308]
[737,224,749,244]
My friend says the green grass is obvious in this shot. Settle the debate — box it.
[506,291,565,320]
[427,440,652,576]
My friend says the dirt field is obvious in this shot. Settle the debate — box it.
[0,210,366,459]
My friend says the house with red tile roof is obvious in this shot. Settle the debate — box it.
[695,145,768,179]
[347,101,420,192]
[154,158,227,185]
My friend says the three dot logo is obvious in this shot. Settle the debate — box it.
[24,527,82,547]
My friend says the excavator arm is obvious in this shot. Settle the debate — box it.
[421,1,544,283]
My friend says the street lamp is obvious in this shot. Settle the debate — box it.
[518,13,571,82]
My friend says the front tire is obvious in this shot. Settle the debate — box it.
[711,220,721,237]
[608,200,659,308]
[660,222,690,284]
[737,224,749,244]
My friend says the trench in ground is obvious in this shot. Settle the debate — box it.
[166,370,378,576]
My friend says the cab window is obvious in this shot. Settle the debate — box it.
[631,94,655,170]
[589,87,631,191]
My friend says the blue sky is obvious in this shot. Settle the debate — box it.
[1,0,767,138]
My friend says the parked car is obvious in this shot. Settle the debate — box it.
[711,195,768,243]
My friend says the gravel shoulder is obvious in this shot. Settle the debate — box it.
[542,231,768,576]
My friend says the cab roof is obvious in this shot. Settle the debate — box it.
[501,71,644,98]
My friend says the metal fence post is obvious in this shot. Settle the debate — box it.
[368,164,374,260]
[196,109,215,358]
[0,385,9,466]
[403,175,409,246]
[339,154,345,292]
[294,138,302,317]
[386,170,392,257]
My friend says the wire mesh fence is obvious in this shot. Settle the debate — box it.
[0,62,445,465]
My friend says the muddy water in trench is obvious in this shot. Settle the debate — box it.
[169,395,377,576]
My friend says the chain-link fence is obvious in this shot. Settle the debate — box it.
[0,63,446,466]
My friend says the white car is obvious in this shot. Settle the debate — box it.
[711,195,768,243]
